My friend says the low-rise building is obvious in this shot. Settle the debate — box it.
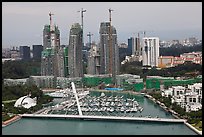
[3,78,28,86]
[158,52,202,68]
[163,83,202,112]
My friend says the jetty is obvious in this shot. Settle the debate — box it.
[21,114,186,123]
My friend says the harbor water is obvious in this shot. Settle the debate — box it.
[2,92,197,135]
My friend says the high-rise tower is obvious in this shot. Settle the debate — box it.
[87,42,101,75]
[99,22,119,76]
[41,12,64,77]
[19,46,31,61]
[68,23,83,78]
[128,36,141,56]
[32,45,43,60]
[142,37,159,67]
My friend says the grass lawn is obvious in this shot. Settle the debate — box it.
[191,121,202,131]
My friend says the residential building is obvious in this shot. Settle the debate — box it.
[87,42,101,75]
[128,37,134,55]
[128,37,141,56]
[142,37,159,67]
[68,23,83,78]
[99,22,119,76]
[41,14,64,77]
[10,47,20,59]
[158,51,202,68]
[162,83,202,112]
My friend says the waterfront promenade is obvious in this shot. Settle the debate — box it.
[2,115,21,127]
[21,113,186,123]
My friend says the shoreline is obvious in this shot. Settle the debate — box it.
[3,89,201,135]
[184,122,202,135]
[2,115,22,128]
[144,94,202,135]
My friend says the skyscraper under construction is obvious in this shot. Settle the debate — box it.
[68,23,83,78]
[41,12,65,77]
[99,22,120,76]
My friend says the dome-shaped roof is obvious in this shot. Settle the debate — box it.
[14,95,36,109]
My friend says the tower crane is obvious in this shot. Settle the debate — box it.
[78,8,86,47]
[139,30,154,37]
[108,8,113,75]
[49,12,54,31]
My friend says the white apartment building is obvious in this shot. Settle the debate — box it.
[142,37,159,67]
[162,83,202,112]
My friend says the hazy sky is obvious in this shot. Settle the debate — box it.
[2,2,202,48]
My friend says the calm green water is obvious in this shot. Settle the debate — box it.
[2,93,197,135]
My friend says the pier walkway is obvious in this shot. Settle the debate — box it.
[21,114,186,123]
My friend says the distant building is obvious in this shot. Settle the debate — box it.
[128,37,134,55]
[188,37,197,45]
[63,47,69,77]
[158,56,174,68]
[142,37,159,67]
[82,49,89,64]
[158,51,202,68]
[3,78,28,86]
[118,43,128,48]
[10,47,20,59]
[87,42,101,75]
[128,37,141,56]
[2,48,11,58]
[19,46,31,61]
[28,76,82,89]
[32,45,43,60]
[68,23,83,78]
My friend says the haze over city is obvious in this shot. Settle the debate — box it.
[2,2,202,48]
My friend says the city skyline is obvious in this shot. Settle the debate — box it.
[2,2,202,48]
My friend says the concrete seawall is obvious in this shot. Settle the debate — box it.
[21,114,186,123]
[184,122,202,135]
[2,115,22,127]
[144,94,202,135]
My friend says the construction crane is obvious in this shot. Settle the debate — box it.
[108,8,113,75]
[49,12,54,31]
[139,30,154,37]
[77,8,86,79]
[78,8,86,47]
[108,8,117,86]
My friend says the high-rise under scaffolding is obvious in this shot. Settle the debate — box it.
[99,22,120,79]
[41,12,64,78]
[68,23,83,78]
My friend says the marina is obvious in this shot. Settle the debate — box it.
[2,94,197,135]
[40,93,144,116]
[2,83,200,135]
[40,82,145,117]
